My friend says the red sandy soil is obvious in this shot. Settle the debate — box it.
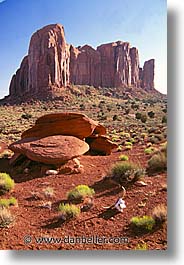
[0,145,167,250]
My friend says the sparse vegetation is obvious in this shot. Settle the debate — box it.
[67,185,95,202]
[119,154,129,161]
[0,197,17,208]
[147,149,167,174]
[110,161,144,185]
[0,173,15,194]
[144,147,156,155]
[0,207,14,228]
[43,187,54,198]
[130,215,155,231]
[135,243,148,250]
[152,204,167,224]
[58,203,80,220]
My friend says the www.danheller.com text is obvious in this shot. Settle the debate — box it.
[23,235,129,245]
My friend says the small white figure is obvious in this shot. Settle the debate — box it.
[114,198,126,212]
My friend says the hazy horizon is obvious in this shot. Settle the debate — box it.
[0,0,167,99]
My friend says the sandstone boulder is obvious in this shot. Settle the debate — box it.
[87,135,118,155]
[9,135,89,164]
[21,112,106,140]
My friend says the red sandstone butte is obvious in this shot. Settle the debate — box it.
[9,23,155,99]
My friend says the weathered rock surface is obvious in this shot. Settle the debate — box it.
[22,112,106,140]
[10,24,70,97]
[8,23,155,100]
[9,135,89,164]
[141,59,155,90]
[87,135,118,155]
[70,45,101,87]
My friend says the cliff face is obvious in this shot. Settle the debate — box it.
[9,23,155,98]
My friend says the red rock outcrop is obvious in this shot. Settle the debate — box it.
[10,24,70,97]
[21,112,106,140]
[141,59,155,90]
[70,45,101,87]
[9,135,89,165]
[8,23,155,99]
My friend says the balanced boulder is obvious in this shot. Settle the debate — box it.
[21,112,106,140]
[9,135,89,164]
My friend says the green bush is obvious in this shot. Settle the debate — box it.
[148,111,155,118]
[113,114,118,121]
[140,113,147,123]
[144,147,156,155]
[58,203,80,220]
[162,115,167,123]
[21,113,32,120]
[135,112,142,120]
[125,141,132,146]
[0,173,15,194]
[130,215,155,231]
[119,154,129,161]
[0,207,14,228]
[0,197,17,208]
[67,185,95,202]
[110,161,144,185]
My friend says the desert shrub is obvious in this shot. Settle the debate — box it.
[162,108,167,113]
[148,127,157,134]
[140,113,147,123]
[0,197,17,208]
[117,145,122,152]
[43,187,54,198]
[79,103,85,110]
[110,161,144,185]
[0,173,15,194]
[67,185,95,202]
[147,151,167,174]
[0,207,14,228]
[148,111,155,118]
[148,136,159,144]
[124,145,132,151]
[135,243,148,250]
[113,114,118,121]
[119,154,129,161]
[144,147,156,155]
[21,113,32,120]
[130,216,155,231]
[162,115,167,123]
[58,203,80,220]
[152,204,167,224]
[135,112,142,120]
[125,108,130,115]
[125,141,132,146]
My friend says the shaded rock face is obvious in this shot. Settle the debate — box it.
[86,135,117,155]
[9,135,89,165]
[70,45,101,87]
[141,59,155,90]
[9,23,155,98]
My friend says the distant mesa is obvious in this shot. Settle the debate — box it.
[8,23,155,101]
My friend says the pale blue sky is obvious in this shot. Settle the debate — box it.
[0,0,167,98]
